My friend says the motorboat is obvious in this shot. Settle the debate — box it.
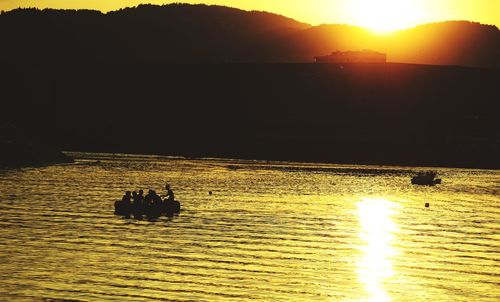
[411,171,442,186]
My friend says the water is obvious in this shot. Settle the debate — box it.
[0,152,499,301]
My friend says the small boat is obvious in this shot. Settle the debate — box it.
[114,200,181,218]
[411,171,442,186]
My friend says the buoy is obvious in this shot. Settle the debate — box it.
[425,203,430,208]
[209,191,213,195]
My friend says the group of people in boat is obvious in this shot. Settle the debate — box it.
[114,183,181,218]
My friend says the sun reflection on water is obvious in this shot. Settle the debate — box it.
[357,198,399,302]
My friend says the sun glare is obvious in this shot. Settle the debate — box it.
[357,198,399,301]
[348,0,425,34]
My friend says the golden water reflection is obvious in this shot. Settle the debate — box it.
[357,198,399,302]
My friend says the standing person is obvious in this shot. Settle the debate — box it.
[165,184,180,214]
[165,184,175,202]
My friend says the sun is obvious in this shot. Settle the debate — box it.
[348,0,425,34]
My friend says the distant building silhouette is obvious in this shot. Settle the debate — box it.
[314,50,387,63]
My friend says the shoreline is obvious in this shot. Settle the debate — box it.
[3,63,499,171]
[64,150,500,171]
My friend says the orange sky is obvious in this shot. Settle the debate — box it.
[1,0,499,33]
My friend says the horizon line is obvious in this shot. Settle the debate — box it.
[1,3,498,33]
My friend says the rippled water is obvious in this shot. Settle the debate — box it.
[0,152,499,301]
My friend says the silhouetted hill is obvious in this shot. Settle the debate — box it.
[1,4,499,168]
[2,63,499,168]
[0,4,309,63]
[384,21,500,67]
[0,122,73,168]
[0,65,73,168]
[277,24,378,62]
[0,4,499,68]
[280,21,500,68]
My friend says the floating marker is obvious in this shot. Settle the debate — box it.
[425,203,430,208]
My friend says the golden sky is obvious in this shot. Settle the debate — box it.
[1,0,499,32]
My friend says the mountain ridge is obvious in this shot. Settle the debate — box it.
[1,4,499,68]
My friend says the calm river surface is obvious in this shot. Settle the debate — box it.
[0,152,499,301]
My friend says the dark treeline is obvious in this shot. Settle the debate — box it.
[0,4,499,68]
[1,4,499,168]
[0,122,73,168]
[0,4,308,64]
[0,63,74,167]
[2,63,499,168]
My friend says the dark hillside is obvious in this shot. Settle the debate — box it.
[387,21,500,67]
[1,5,499,168]
[0,66,73,168]
[0,4,309,63]
[2,63,499,168]
[0,5,499,68]
[282,21,500,68]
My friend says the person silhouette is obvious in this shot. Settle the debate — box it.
[115,191,132,217]
[164,184,180,214]
[137,189,144,205]
[131,191,145,218]
[165,184,175,202]
[122,191,132,204]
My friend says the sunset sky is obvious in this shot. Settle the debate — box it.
[1,0,499,33]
